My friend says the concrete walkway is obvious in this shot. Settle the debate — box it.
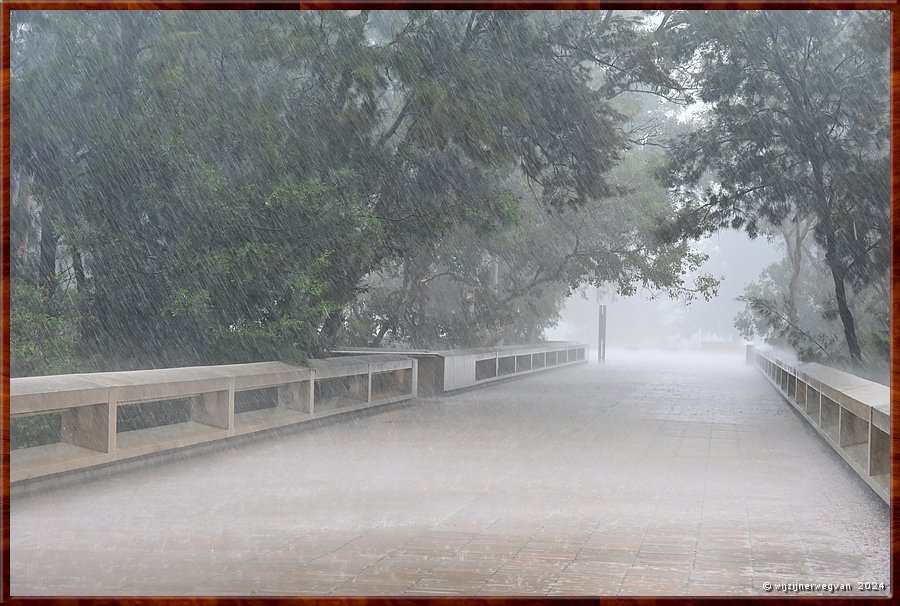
[10,350,890,596]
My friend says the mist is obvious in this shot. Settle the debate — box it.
[8,9,890,599]
[548,229,783,354]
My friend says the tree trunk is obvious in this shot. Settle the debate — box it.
[71,247,86,290]
[811,157,861,364]
[781,219,802,331]
[370,323,390,348]
[70,246,96,357]
[376,260,413,347]
[321,309,345,346]
[826,234,862,364]
[39,203,57,300]
[12,164,34,265]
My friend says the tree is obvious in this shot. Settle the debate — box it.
[10,10,715,373]
[663,10,890,364]
[735,237,889,382]
[346,91,718,350]
[12,11,389,368]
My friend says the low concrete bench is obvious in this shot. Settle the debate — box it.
[751,348,889,504]
[331,342,588,396]
[10,355,417,483]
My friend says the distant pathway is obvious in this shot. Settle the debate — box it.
[11,350,889,596]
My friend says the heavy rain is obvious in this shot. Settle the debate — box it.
[7,9,890,597]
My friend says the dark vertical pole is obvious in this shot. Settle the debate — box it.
[598,304,607,364]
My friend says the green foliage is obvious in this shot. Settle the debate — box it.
[348,114,720,349]
[663,10,889,363]
[9,10,719,371]
[10,282,80,376]
[735,241,889,381]
[11,413,62,449]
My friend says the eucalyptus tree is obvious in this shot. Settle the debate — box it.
[662,10,890,363]
[735,238,889,379]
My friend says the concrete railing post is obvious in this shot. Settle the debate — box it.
[279,379,313,415]
[60,403,110,453]
[867,408,873,475]
[108,392,118,454]
[190,390,231,430]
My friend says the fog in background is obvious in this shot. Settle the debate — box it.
[547,229,782,352]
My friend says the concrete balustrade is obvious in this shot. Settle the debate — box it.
[12,343,585,484]
[752,347,890,504]
[11,355,417,483]
[331,342,589,396]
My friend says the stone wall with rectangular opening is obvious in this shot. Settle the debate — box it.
[839,407,869,469]
[11,405,111,482]
[277,381,313,414]
[515,354,531,372]
[315,375,368,411]
[498,356,516,376]
[869,424,889,493]
[796,380,806,408]
[11,358,415,483]
[415,356,444,396]
[234,387,277,414]
[371,368,413,401]
[475,358,497,381]
[11,405,111,481]
[820,395,840,442]
[233,382,313,436]
[17,349,600,483]
[116,398,191,433]
[806,386,820,418]
[116,390,230,458]
[754,350,889,504]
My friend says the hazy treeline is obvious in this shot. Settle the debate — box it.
[10,10,888,377]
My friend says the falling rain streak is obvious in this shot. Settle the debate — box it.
[8,9,890,598]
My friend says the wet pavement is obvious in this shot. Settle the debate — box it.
[10,350,890,596]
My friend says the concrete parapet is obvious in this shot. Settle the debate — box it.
[11,356,416,483]
[753,349,890,504]
[12,343,582,483]
[331,342,589,395]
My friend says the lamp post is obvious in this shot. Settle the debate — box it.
[598,303,607,364]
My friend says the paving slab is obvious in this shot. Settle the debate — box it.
[10,350,890,596]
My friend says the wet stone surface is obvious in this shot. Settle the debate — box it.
[10,351,890,596]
